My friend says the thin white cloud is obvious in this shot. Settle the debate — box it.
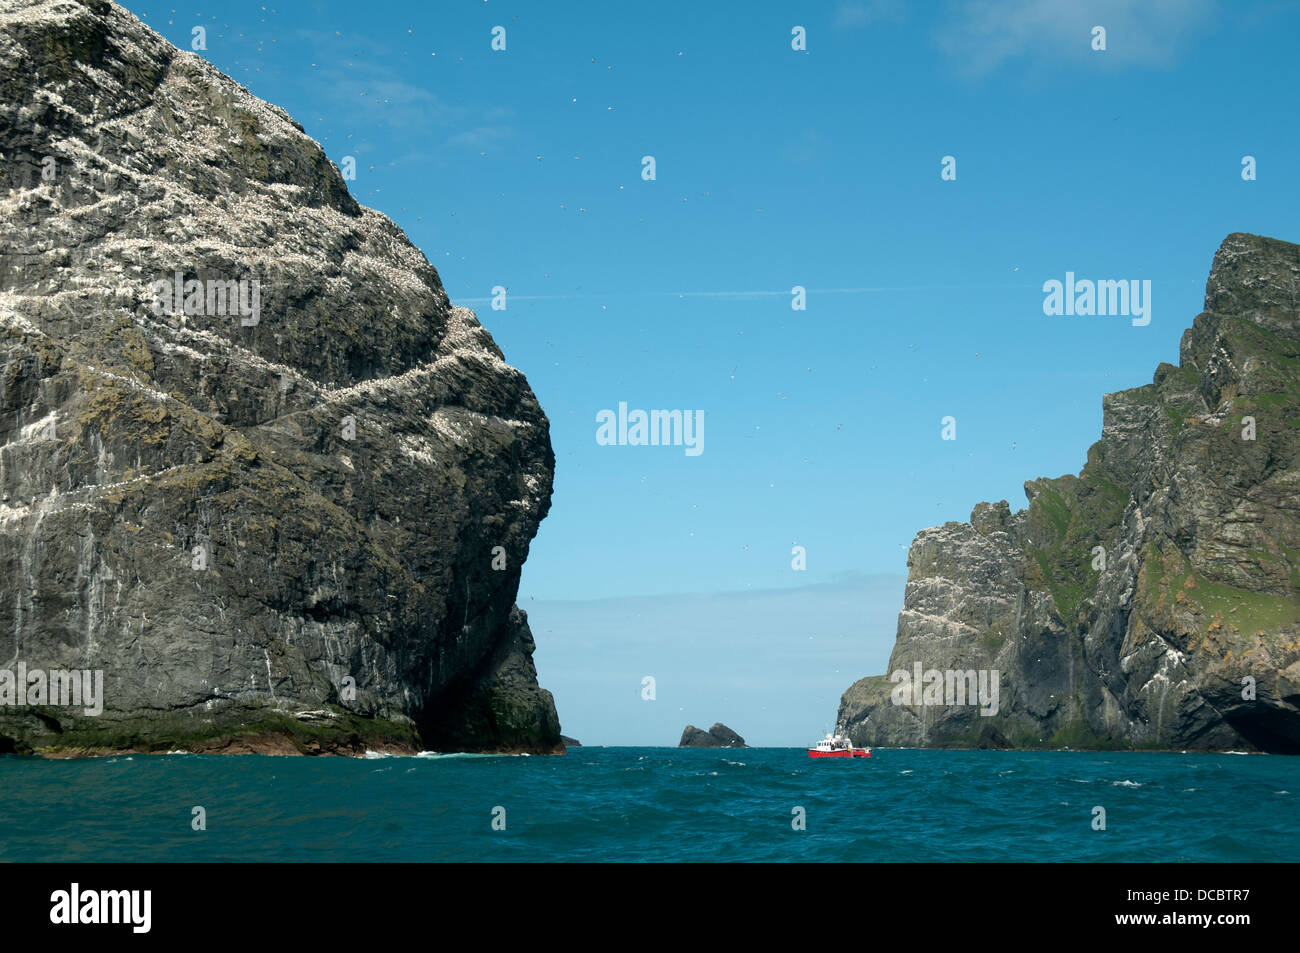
[935,0,1217,76]
[835,0,908,30]
[445,125,513,150]
[452,283,1035,305]
[291,27,511,158]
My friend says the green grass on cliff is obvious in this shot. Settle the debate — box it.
[1192,574,1300,636]
[1022,467,1129,627]
[1138,542,1300,651]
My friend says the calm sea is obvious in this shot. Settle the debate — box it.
[2,747,1295,862]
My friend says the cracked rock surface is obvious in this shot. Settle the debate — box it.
[0,0,562,755]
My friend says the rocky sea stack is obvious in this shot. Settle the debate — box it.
[840,233,1300,754]
[679,723,747,748]
[0,0,562,755]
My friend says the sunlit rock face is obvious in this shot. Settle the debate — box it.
[840,233,1300,754]
[0,0,561,755]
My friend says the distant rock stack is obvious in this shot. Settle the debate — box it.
[839,234,1300,753]
[679,723,748,747]
[0,0,561,756]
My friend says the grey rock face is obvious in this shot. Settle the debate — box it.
[679,722,747,747]
[0,0,561,754]
[839,233,1300,753]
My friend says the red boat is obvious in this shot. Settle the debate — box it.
[808,732,871,758]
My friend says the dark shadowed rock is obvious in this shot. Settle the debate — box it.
[839,234,1300,753]
[0,0,561,755]
[706,722,746,747]
[975,724,1011,750]
[679,725,713,747]
[679,722,747,747]
[560,735,581,747]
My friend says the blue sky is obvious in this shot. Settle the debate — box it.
[125,0,1300,743]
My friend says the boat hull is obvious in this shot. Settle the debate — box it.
[807,748,870,758]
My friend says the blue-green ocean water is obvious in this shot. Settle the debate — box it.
[1,748,1296,862]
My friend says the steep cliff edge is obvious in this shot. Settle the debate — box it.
[839,233,1300,753]
[0,0,562,754]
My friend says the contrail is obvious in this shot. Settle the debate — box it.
[454,283,1037,305]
